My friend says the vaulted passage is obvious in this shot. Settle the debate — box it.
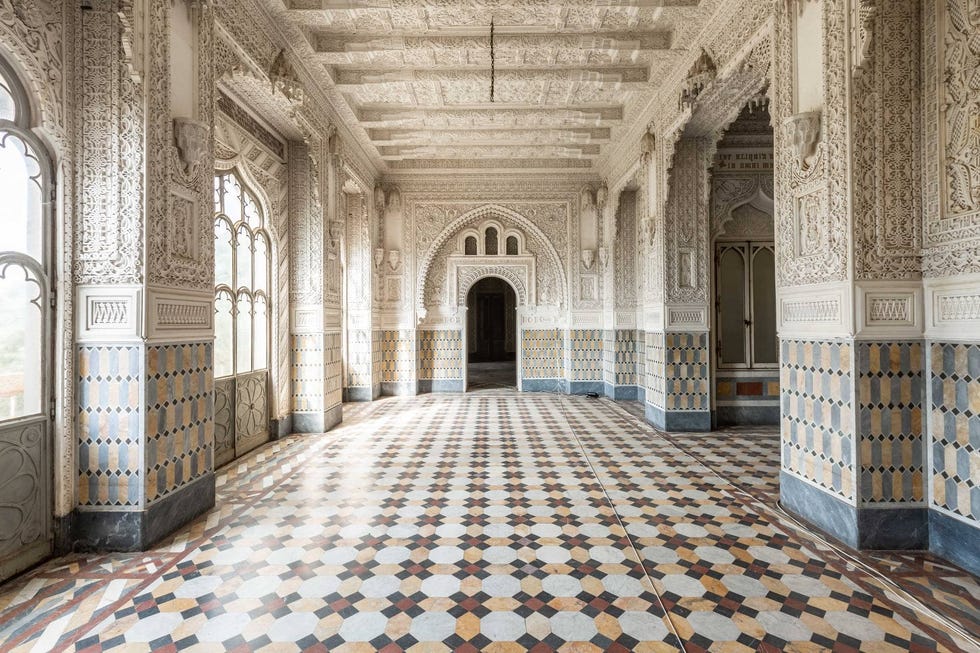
[0,394,975,651]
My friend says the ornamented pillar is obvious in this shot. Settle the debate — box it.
[643,137,713,432]
[74,0,216,549]
[774,0,947,555]
[288,138,342,433]
[344,178,378,400]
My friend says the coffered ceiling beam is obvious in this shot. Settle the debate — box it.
[334,66,650,85]
[289,0,697,8]
[368,127,612,144]
[378,145,601,160]
[356,105,624,126]
[314,31,671,54]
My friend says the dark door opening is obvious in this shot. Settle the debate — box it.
[466,277,517,390]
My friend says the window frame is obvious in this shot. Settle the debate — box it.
[213,170,272,379]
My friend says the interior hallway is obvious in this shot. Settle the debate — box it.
[0,395,976,652]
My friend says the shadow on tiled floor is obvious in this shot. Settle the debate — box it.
[610,398,980,647]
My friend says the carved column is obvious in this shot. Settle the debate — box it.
[288,140,342,433]
[642,137,713,432]
[73,0,215,550]
[343,178,378,401]
[377,186,415,396]
[774,0,942,556]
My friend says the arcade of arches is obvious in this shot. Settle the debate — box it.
[0,1,978,650]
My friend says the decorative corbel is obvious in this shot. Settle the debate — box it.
[640,130,656,165]
[173,118,210,176]
[785,111,822,171]
[581,249,595,271]
[852,0,877,76]
[387,250,402,272]
[596,184,608,210]
[679,48,716,109]
[270,49,304,105]
[374,248,386,269]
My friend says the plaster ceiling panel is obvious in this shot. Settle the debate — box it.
[272,0,709,170]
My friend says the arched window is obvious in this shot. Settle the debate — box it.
[506,235,519,255]
[0,57,55,582]
[0,63,49,422]
[214,171,271,378]
[485,227,498,255]
[464,235,477,255]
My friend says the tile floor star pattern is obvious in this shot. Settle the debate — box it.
[0,394,977,652]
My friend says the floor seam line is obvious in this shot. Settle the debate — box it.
[557,396,689,653]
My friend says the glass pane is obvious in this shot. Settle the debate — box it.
[236,294,253,374]
[718,247,747,365]
[214,291,234,378]
[253,295,268,370]
[0,76,15,121]
[213,175,223,213]
[236,227,252,291]
[485,227,498,255]
[506,236,518,255]
[0,131,44,260]
[223,173,242,222]
[214,218,233,288]
[244,192,262,230]
[752,246,779,365]
[253,235,268,294]
[0,269,43,419]
[464,236,477,256]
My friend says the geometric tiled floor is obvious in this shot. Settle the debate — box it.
[0,394,977,652]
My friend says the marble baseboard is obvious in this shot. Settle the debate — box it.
[781,472,858,548]
[72,473,215,552]
[418,379,464,393]
[271,415,293,439]
[381,381,416,396]
[345,386,374,402]
[569,381,604,395]
[715,405,780,427]
[604,383,638,401]
[324,404,343,431]
[637,386,645,404]
[930,509,980,576]
[857,506,928,549]
[522,379,567,393]
[645,403,665,430]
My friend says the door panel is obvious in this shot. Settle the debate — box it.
[0,417,50,580]
[235,370,269,457]
[213,377,236,468]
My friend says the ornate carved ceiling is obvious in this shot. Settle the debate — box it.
[269,0,709,172]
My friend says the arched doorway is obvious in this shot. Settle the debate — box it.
[0,57,55,581]
[710,102,778,426]
[465,277,517,391]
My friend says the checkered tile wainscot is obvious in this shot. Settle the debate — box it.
[569,329,603,381]
[382,330,415,383]
[522,329,563,379]
[418,329,463,380]
[781,340,856,501]
[77,346,144,508]
[857,342,925,505]
[664,332,709,411]
[930,342,980,521]
[145,343,214,505]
